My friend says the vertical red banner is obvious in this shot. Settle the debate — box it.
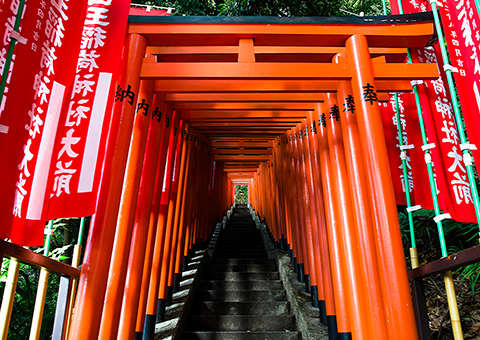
[380,100,410,206]
[380,96,434,210]
[128,7,170,16]
[390,0,477,222]
[412,47,477,222]
[0,0,88,246]
[0,0,23,120]
[391,0,480,161]
[390,0,430,14]
[47,0,130,220]
[438,0,480,162]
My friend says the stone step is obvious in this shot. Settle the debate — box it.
[221,237,259,239]
[219,243,264,248]
[211,258,274,265]
[182,207,300,340]
[182,330,300,340]
[195,289,286,302]
[215,253,267,258]
[206,264,277,273]
[215,254,268,259]
[186,315,296,331]
[204,272,279,281]
[221,236,263,240]
[200,279,283,291]
[220,239,263,243]
[191,301,290,315]
[223,227,258,230]
[216,244,264,248]
[216,248,265,252]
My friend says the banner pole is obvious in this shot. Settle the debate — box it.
[0,0,26,109]
[428,0,480,232]
[29,220,54,340]
[474,1,480,32]
[0,259,20,340]
[394,1,465,338]
[383,0,419,267]
[393,94,418,268]
[392,0,455,262]
[380,0,419,270]
[64,216,87,334]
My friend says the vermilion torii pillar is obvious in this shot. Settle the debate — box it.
[335,78,389,339]
[117,93,167,339]
[346,33,418,339]
[141,109,179,338]
[306,110,336,331]
[99,78,154,340]
[325,92,374,339]
[315,102,352,338]
[67,33,147,340]
[64,16,440,340]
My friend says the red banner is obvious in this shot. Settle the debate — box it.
[391,0,480,161]
[128,7,171,16]
[412,47,477,222]
[390,0,478,222]
[380,96,434,209]
[380,101,409,206]
[390,0,430,14]
[437,0,480,162]
[46,0,130,220]
[0,0,23,120]
[0,0,88,246]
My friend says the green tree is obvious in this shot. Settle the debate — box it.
[0,218,89,340]
[133,0,388,17]
[235,185,249,204]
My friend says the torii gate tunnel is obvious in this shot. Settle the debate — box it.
[5,11,480,340]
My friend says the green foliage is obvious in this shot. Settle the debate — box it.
[458,262,480,295]
[0,217,89,340]
[398,207,480,293]
[133,0,387,17]
[235,184,249,204]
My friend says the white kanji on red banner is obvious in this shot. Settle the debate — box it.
[46,0,130,220]
[0,0,89,246]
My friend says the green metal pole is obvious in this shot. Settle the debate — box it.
[393,94,416,248]
[410,82,449,256]
[474,1,480,34]
[383,0,419,266]
[44,220,54,256]
[395,2,465,338]
[392,0,449,259]
[382,0,389,16]
[30,220,54,339]
[0,0,26,106]
[78,217,86,247]
[428,0,480,236]
[65,217,88,334]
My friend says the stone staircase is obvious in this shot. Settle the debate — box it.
[182,205,301,339]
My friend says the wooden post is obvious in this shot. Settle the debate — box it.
[142,111,180,339]
[67,33,147,340]
[324,92,374,339]
[156,119,185,320]
[314,102,351,339]
[346,33,418,339]
[117,93,166,339]
[98,78,154,340]
[336,76,389,339]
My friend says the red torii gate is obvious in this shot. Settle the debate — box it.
[61,13,441,340]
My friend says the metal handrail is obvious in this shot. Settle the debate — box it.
[0,240,80,278]
[0,240,80,340]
